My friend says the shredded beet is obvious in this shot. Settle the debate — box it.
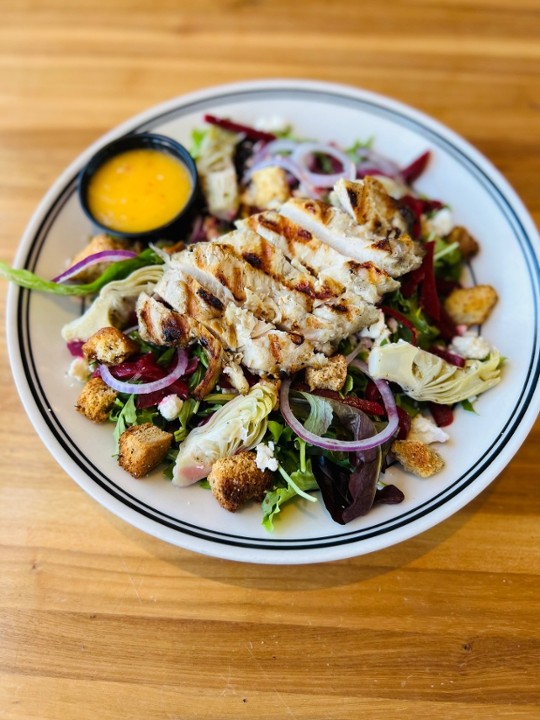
[396,407,412,440]
[428,402,454,427]
[434,307,458,341]
[136,379,189,409]
[400,195,444,239]
[204,114,276,143]
[400,264,425,298]
[67,340,85,357]
[109,353,168,381]
[381,305,418,345]
[436,277,461,297]
[419,241,441,321]
[365,379,383,404]
[314,389,385,417]
[401,150,431,185]
[429,345,466,368]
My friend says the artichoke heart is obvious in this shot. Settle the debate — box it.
[61,265,164,342]
[368,339,501,404]
[172,381,278,486]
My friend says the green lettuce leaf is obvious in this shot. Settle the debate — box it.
[0,247,163,297]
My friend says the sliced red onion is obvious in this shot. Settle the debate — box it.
[52,250,138,283]
[291,142,356,187]
[244,155,306,185]
[279,363,399,452]
[345,341,366,364]
[355,148,403,178]
[249,138,299,166]
[98,349,188,395]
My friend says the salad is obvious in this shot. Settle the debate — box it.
[1,114,503,531]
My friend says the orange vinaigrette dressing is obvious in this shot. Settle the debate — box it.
[87,148,193,233]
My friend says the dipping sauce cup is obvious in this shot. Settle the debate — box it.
[78,133,199,241]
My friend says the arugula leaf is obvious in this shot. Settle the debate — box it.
[111,394,138,454]
[262,460,319,532]
[174,398,200,443]
[385,290,440,348]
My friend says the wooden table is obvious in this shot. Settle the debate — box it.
[1,1,539,717]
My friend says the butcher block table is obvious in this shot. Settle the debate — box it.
[0,1,539,718]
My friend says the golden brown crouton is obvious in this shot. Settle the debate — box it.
[447,225,479,259]
[118,423,173,478]
[444,285,498,326]
[392,440,444,478]
[76,376,118,423]
[305,354,348,392]
[207,451,274,512]
[69,234,132,282]
[241,166,291,210]
[82,327,139,366]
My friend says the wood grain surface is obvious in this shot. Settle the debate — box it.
[0,1,539,718]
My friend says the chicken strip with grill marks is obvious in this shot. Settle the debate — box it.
[166,238,377,350]
[137,292,327,380]
[280,185,423,278]
[241,210,399,305]
[136,292,223,400]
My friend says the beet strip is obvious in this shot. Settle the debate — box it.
[428,402,454,427]
[401,150,431,184]
[314,389,385,417]
[203,114,276,143]
[419,241,441,321]
[381,305,418,345]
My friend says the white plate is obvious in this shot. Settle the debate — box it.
[7,79,540,564]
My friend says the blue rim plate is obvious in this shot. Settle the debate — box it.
[6,80,540,564]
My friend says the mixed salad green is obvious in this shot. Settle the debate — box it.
[0,114,503,530]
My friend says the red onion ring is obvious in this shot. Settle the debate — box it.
[52,250,138,283]
[279,363,399,452]
[249,138,299,167]
[291,142,356,187]
[355,148,403,179]
[98,349,188,395]
[244,155,306,185]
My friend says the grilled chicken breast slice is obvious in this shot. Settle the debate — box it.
[333,176,409,235]
[137,292,327,379]
[280,192,423,278]
[242,210,399,304]
[165,236,377,350]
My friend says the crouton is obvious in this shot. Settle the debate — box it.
[447,225,479,259]
[82,326,139,366]
[444,285,498,326]
[305,354,348,392]
[76,376,118,423]
[69,234,133,282]
[242,166,291,210]
[392,439,444,478]
[118,423,173,478]
[207,451,274,512]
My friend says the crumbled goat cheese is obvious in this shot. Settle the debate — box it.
[450,331,491,360]
[255,441,279,472]
[68,357,90,383]
[360,310,391,346]
[408,414,450,444]
[254,115,289,133]
[158,394,184,421]
[425,207,454,237]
